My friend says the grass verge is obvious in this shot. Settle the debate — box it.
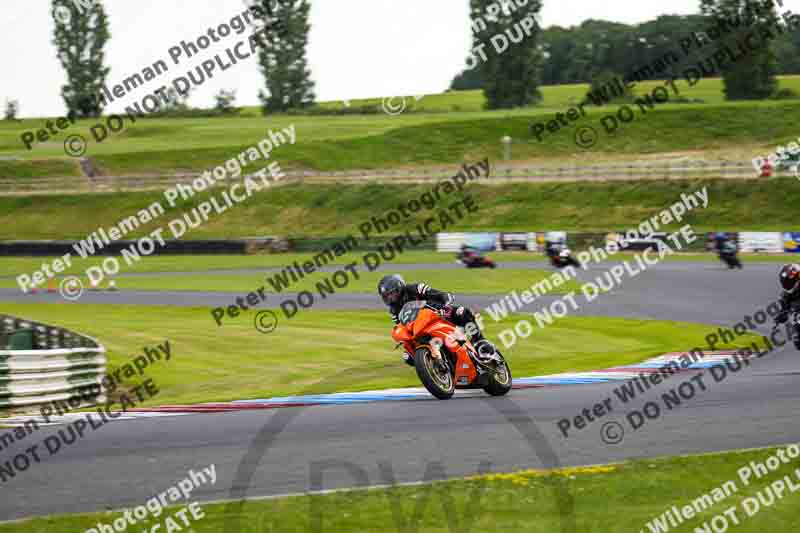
[0,159,81,180]
[0,251,793,281]
[0,268,582,295]
[0,304,759,406]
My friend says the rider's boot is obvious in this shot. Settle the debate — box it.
[472,332,501,363]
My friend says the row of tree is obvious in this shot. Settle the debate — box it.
[45,0,795,118]
[454,0,798,105]
[49,0,314,119]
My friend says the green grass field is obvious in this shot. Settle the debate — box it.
[4,446,798,532]
[0,250,466,278]
[310,76,800,114]
[0,303,758,406]
[0,179,796,241]
[0,268,584,296]
[0,251,793,284]
[1,76,799,178]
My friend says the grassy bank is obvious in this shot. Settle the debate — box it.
[5,446,799,532]
[0,304,757,406]
[0,159,81,180]
[1,76,799,177]
[0,179,794,241]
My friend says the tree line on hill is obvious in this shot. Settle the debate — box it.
[454,1,799,105]
[7,0,793,121]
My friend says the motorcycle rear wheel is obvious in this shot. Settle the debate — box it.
[414,346,455,399]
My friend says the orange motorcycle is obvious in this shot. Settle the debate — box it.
[392,300,512,399]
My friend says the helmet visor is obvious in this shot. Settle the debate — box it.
[382,288,401,305]
[781,265,800,293]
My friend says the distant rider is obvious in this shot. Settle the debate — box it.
[544,239,562,259]
[458,244,478,263]
[377,274,496,365]
[712,232,725,251]
[775,264,800,348]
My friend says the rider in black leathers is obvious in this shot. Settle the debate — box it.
[712,233,742,269]
[776,264,800,348]
[457,244,479,264]
[378,274,496,365]
[544,239,561,259]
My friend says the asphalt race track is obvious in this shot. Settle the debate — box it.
[0,260,784,325]
[2,259,800,521]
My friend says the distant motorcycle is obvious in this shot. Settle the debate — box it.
[718,242,742,269]
[456,250,497,269]
[548,248,580,269]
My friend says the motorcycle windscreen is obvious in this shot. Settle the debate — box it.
[397,301,426,325]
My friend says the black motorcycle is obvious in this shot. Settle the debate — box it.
[718,242,742,269]
[546,245,580,269]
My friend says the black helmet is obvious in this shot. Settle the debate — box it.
[378,274,405,305]
[779,264,800,293]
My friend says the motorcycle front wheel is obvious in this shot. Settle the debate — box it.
[414,346,455,399]
[483,358,513,396]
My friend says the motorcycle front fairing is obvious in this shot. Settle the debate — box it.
[391,304,479,386]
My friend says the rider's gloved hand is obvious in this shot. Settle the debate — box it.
[402,352,415,366]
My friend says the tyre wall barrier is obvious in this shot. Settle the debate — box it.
[0,232,789,259]
[0,315,106,411]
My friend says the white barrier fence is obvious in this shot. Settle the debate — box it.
[0,315,106,411]
[737,232,786,254]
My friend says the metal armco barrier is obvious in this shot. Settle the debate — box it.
[0,315,106,411]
